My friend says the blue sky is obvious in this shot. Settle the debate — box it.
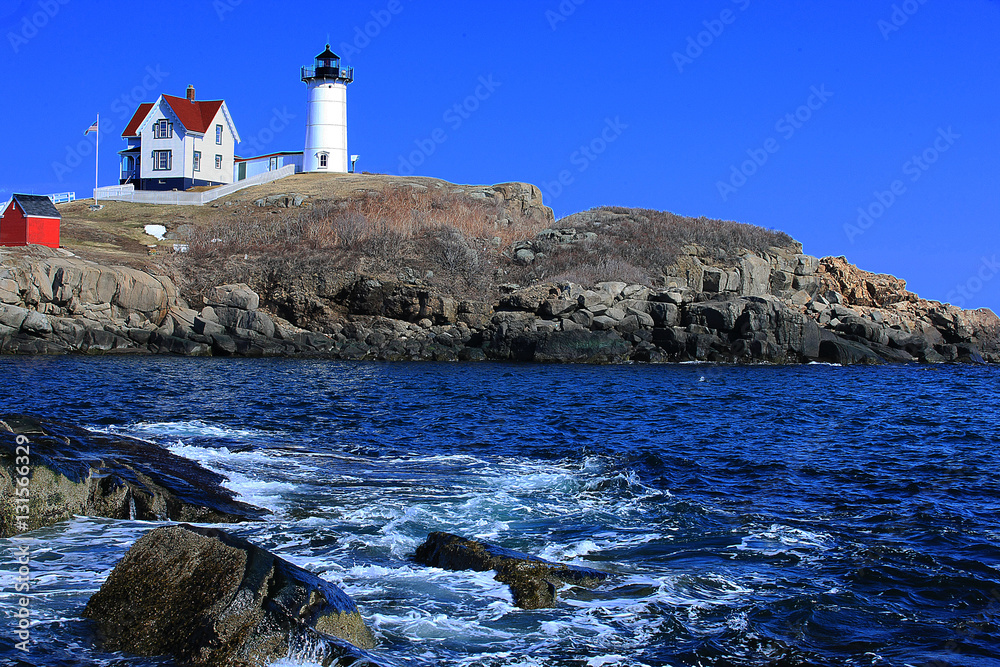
[1,0,998,313]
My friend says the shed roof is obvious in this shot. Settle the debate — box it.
[11,194,61,219]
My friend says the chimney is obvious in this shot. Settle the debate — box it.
[186,85,196,102]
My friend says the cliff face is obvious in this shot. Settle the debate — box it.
[0,198,996,365]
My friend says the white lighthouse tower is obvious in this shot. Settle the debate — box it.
[301,44,354,173]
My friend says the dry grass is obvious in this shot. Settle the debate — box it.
[180,186,548,297]
[520,207,797,286]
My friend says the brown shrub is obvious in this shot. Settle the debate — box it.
[177,193,798,301]
[180,186,547,299]
[517,207,796,286]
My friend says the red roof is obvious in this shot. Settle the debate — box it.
[122,103,154,137]
[163,94,225,134]
[120,95,226,137]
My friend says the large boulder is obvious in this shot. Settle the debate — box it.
[84,524,378,666]
[213,307,276,339]
[415,532,609,609]
[818,334,884,365]
[112,267,169,316]
[739,254,771,297]
[0,416,266,537]
[532,329,631,363]
[206,283,260,311]
[686,300,744,332]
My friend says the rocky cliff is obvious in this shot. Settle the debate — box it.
[1,200,996,365]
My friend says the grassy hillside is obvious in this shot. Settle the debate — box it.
[54,173,794,301]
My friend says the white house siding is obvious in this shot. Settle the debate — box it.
[203,108,234,185]
[130,97,238,189]
[139,99,185,183]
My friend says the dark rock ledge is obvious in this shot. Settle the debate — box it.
[2,248,997,364]
[0,415,267,538]
[415,531,609,609]
[84,524,383,667]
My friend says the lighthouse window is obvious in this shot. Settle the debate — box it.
[215,155,223,169]
[319,153,328,168]
[193,151,201,172]
[216,125,223,145]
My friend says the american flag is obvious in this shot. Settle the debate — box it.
[84,120,98,135]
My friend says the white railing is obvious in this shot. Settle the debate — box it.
[48,192,76,204]
[92,165,296,206]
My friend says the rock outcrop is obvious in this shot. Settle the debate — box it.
[84,524,379,666]
[2,212,997,365]
[414,532,609,609]
[0,416,266,538]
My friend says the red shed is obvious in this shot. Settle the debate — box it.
[0,194,62,248]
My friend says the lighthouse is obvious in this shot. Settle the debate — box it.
[301,44,354,173]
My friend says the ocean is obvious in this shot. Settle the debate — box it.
[2,357,999,667]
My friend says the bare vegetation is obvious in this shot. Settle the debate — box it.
[180,187,546,298]
[175,192,797,301]
[521,207,797,286]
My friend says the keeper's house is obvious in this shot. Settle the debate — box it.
[0,194,61,249]
[120,86,240,191]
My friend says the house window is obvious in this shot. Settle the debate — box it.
[269,156,278,171]
[216,124,223,145]
[319,153,328,168]
[154,119,172,139]
[215,154,223,169]
[193,151,201,172]
[152,150,172,171]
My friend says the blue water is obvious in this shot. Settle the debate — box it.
[2,358,999,667]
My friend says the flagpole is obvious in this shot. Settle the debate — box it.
[95,113,100,205]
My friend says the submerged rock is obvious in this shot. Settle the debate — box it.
[84,524,378,666]
[415,532,609,609]
[0,415,267,537]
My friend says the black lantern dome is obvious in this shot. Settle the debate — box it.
[301,44,355,84]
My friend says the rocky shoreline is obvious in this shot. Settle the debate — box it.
[3,416,615,666]
[0,416,266,538]
[1,240,996,365]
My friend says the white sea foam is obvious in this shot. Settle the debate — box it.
[733,524,833,558]
[103,419,270,441]
[165,443,298,511]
